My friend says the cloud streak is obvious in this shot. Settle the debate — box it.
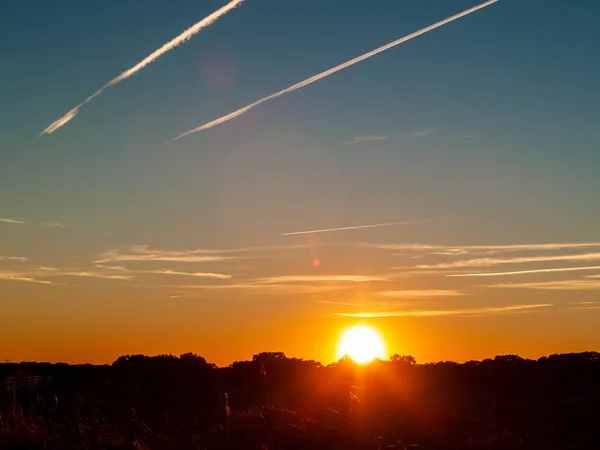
[379,241,600,254]
[337,303,552,318]
[53,271,134,281]
[483,280,600,291]
[0,273,61,285]
[0,218,25,224]
[96,244,314,264]
[168,0,501,141]
[408,128,434,137]
[282,220,428,236]
[375,290,464,298]
[43,221,66,228]
[256,275,383,284]
[95,247,237,264]
[0,256,29,263]
[85,228,112,236]
[448,265,600,277]
[97,265,231,280]
[417,252,600,269]
[455,133,482,139]
[343,135,388,145]
[180,283,347,294]
[40,0,246,135]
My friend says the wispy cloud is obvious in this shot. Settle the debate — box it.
[181,283,347,294]
[85,228,112,236]
[569,301,600,311]
[96,244,312,263]
[43,221,66,228]
[97,264,231,280]
[150,270,231,279]
[337,303,552,318]
[455,133,482,139]
[282,220,429,236]
[40,0,246,135]
[0,273,61,285]
[167,0,501,141]
[375,290,464,298]
[343,135,388,145]
[256,275,383,284]
[0,256,29,263]
[408,128,434,138]
[0,218,25,225]
[449,266,600,277]
[417,252,600,269]
[483,280,600,291]
[95,246,238,264]
[378,242,600,254]
[586,274,600,279]
[2,267,133,282]
[52,271,134,281]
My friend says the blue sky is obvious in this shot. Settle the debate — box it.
[1,0,599,365]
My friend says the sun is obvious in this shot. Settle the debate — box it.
[336,324,387,364]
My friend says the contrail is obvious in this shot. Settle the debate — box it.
[168,0,501,142]
[40,0,246,136]
[282,220,429,236]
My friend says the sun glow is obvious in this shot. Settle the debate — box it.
[336,324,387,364]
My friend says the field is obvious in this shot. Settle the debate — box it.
[1,352,599,449]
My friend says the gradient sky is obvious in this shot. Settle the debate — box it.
[1,0,599,366]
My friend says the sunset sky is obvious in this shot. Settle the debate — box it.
[1,0,599,366]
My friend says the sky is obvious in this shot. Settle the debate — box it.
[1,0,599,366]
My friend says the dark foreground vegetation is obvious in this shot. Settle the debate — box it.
[1,351,599,450]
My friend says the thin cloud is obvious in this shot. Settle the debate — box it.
[98,255,231,263]
[408,128,434,138]
[52,271,134,281]
[168,0,501,141]
[586,274,600,279]
[343,135,388,145]
[85,228,112,236]
[282,220,429,236]
[378,242,600,254]
[256,275,383,284]
[375,290,464,298]
[337,303,552,318]
[315,300,362,306]
[483,280,600,291]
[449,265,600,277]
[40,0,246,135]
[455,133,483,139]
[0,218,25,224]
[96,243,335,264]
[417,252,600,269]
[569,301,600,311]
[43,221,66,228]
[95,247,237,264]
[97,264,231,280]
[181,283,346,294]
[0,273,61,285]
[0,256,29,263]
[3,267,134,281]
[150,270,231,279]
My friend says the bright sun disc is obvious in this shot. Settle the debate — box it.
[336,324,386,364]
